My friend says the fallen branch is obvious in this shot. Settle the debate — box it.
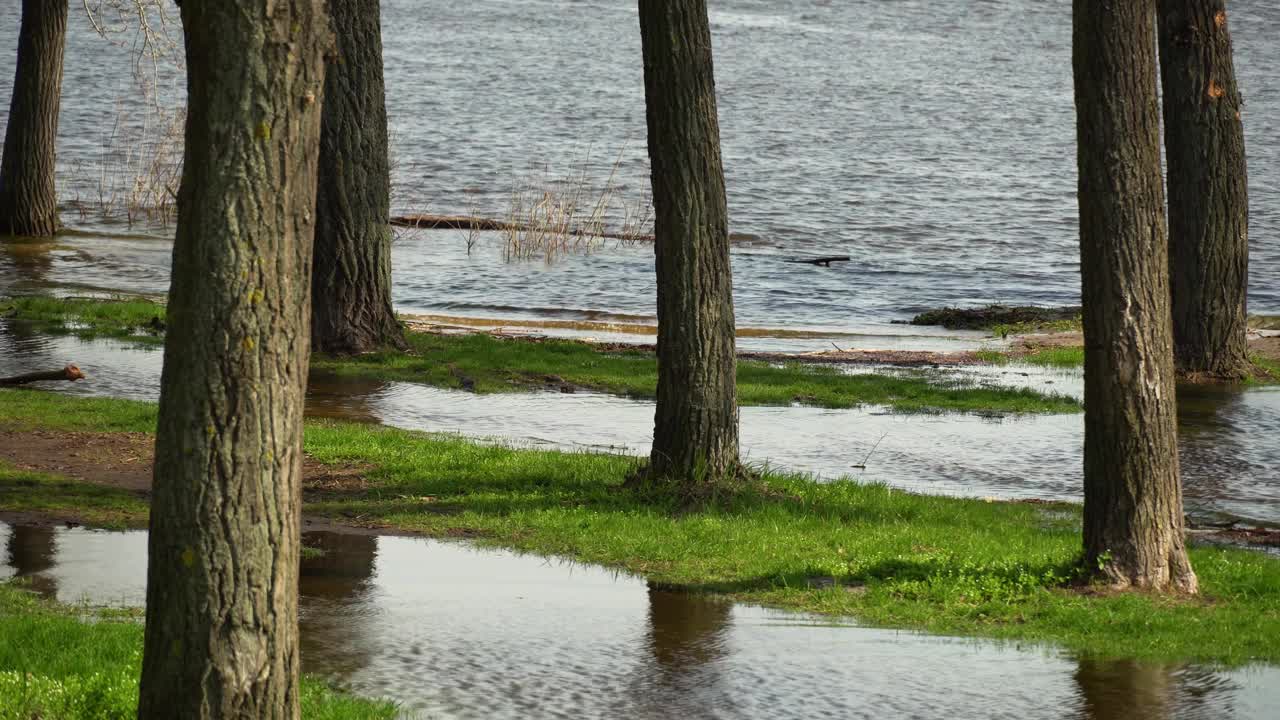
[787,256,851,267]
[0,364,86,386]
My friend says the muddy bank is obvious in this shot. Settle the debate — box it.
[906,304,1082,331]
[0,429,399,536]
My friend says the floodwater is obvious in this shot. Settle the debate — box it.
[3,521,1278,719]
[2,325,1278,527]
[1,1,1279,335]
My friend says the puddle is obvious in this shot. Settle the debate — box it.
[2,521,1277,719]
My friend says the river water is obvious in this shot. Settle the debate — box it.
[3,521,1278,719]
[1,0,1278,334]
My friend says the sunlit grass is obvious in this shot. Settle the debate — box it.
[2,390,1277,664]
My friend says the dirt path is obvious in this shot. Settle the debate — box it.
[0,429,404,535]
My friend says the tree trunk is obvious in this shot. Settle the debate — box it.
[1073,0,1197,593]
[0,0,67,237]
[1158,0,1250,380]
[637,0,740,488]
[311,0,405,354]
[136,2,331,718]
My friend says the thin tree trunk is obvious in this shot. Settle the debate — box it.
[637,0,740,488]
[311,0,405,354]
[1073,0,1197,593]
[0,0,67,237]
[136,2,331,718]
[1158,0,1250,380]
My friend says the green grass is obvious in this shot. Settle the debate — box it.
[2,295,1078,414]
[0,465,149,530]
[0,582,398,720]
[973,346,1085,369]
[1250,354,1280,383]
[0,296,166,343]
[2,390,1278,664]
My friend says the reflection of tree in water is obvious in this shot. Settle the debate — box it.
[304,371,387,424]
[1073,657,1239,720]
[1176,383,1253,517]
[0,235,55,294]
[298,531,380,680]
[647,586,732,670]
[5,524,59,597]
[630,584,737,715]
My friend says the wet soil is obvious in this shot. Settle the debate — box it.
[0,428,392,535]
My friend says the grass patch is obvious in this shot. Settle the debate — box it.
[0,465,149,530]
[2,295,1078,414]
[972,346,1085,369]
[0,296,165,343]
[1023,346,1085,368]
[0,582,398,719]
[1250,354,1280,384]
[2,390,1278,664]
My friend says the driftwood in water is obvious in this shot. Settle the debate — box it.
[389,213,659,242]
[0,364,86,386]
[787,256,851,267]
[389,214,516,231]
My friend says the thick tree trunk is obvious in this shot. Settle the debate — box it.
[0,0,67,237]
[1158,0,1250,380]
[311,0,405,354]
[136,2,331,718]
[637,0,740,487]
[1073,0,1197,593]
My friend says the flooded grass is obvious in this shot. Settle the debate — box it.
[2,391,1278,665]
[2,295,1079,413]
[0,296,165,343]
[0,582,399,719]
[314,332,1080,413]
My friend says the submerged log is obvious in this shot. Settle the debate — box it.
[787,256,851,267]
[389,214,515,231]
[0,363,85,386]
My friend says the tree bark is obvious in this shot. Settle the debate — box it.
[311,0,405,354]
[1158,0,1250,380]
[1073,0,1197,593]
[136,2,331,718]
[0,0,67,237]
[637,0,740,487]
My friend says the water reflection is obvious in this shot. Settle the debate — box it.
[299,531,381,680]
[646,586,732,671]
[2,522,1279,719]
[1072,659,1248,720]
[5,524,59,597]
